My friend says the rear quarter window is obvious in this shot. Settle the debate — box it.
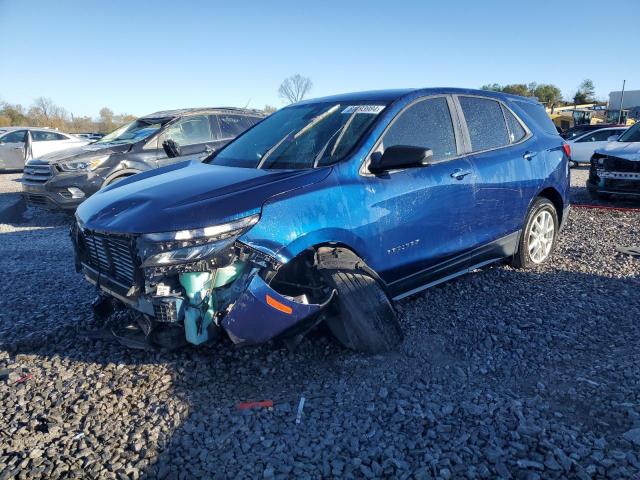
[514,101,558,136]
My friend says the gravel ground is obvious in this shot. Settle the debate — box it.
[0,170,639,479]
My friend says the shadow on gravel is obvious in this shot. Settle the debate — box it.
[0,195,73,227]
[3,232,639,477]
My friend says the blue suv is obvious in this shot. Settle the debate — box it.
[71,88,570,352]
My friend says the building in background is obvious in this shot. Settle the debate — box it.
[608,90,640,124]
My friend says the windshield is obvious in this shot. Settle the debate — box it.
[211,102,387,169]
[617,123,640,143]
[95,118,169,145]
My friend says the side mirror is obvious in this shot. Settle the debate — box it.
[162,139,181,158]
[369,145,433,174]
[607,135,620,142]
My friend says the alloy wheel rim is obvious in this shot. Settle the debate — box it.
[527,209,554,264]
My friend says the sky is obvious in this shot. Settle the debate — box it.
[1,0,638,118]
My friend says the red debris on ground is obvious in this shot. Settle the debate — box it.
[15,373,33,384]
[236,400,274,410]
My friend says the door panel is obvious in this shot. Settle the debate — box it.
[456,95,539,244]
[0,130,27,169]
[353,96,481,284]
[357,157,478,284]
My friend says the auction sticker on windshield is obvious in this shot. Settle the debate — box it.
[342,105,385,114]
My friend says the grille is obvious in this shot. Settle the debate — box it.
[83,231,137,286]
[22,163,53,183]
[153,298,181,323]
[604,156,640,173]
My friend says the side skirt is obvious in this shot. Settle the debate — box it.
[388,231,520,301]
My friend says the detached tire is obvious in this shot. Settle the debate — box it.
[320,269,403,353]
[511,197,558,269]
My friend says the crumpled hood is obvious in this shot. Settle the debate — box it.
[35,142,130,163]
[76,160,331,234]
[596,142,640,161]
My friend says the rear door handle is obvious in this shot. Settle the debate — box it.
[523,151,537,161]
[450,168,472,180]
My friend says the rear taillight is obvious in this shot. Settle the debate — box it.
[562,143,571,158]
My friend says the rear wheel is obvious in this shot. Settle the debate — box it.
[319,269,403,353]
[511,197,558,268]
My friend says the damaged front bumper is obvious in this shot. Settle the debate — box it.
[223,274,334,345]
[71,221,332,348]
[589,154,640,197]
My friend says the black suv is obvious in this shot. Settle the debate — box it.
[22,107,265,209]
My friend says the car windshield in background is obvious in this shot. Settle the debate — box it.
[95,118,168,145]
[617,122,640,143]
[211,102,387,169]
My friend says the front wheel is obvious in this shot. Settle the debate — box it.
[319,269,403,353]
[511,197,559,269]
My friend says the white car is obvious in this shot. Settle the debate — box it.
[0,127,90,171]
[567,126,628,166]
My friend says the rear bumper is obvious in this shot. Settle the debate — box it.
[21,170,103,210]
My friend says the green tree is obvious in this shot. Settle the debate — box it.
[480,83,502,92]
[501,84,532,97]
[573,79,596,104]
[263,105,277,114]
[533,84,563,109]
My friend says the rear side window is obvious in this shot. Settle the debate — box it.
[1,130,26,143]
[459,96,509,152]
[217,115,257,140]
[381,97,457,162]
[516,101,558,136]
[32,131,67,141]
[502,106,527,143]
[577,129,618,143]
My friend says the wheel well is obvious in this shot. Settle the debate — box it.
[269,244,388,301]
[537,187,564,220]
[103,170,139,187]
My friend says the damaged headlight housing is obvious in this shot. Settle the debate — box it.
[58,155,109,172]
[141,214,259,267]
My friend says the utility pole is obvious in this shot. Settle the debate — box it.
[618,80,626,124]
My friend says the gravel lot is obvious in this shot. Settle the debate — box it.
[1,168,639,479]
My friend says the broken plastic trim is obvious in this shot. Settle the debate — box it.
[222,274,335,345]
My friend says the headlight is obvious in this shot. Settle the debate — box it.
[58,155,109,172]
[141,214,259,267]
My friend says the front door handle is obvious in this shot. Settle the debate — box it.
[450,168,472,180]
[523,151,537,161]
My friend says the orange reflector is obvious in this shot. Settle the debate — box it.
[265,294,293,314]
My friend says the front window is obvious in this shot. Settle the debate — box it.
[617,123,640,143]
[211,102,387,169]
[95,118,170,145]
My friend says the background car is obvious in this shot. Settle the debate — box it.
[21,107,265,209]
[588,122,640,199]
[0,127,89,170]
[74,132,105,141]
[560,123,625,140]
[567,126,627,166]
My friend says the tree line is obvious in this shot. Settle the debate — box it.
[0,97,137,133]
[481,79,598,110]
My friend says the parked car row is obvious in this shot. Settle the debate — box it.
[7,87,638,354]
[66,88,571,352]
[0,127,90,170]
[21,108,265,208]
